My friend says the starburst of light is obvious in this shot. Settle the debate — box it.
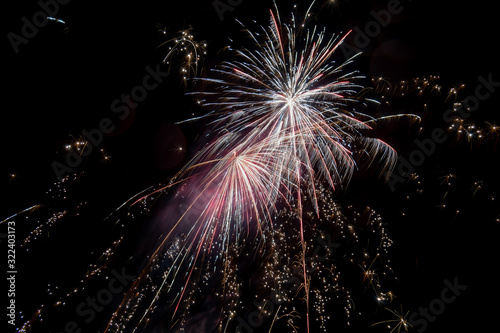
[103,4,397,332]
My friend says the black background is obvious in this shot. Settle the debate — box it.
[2,0,500,332]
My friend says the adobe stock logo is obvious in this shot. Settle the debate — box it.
[52,268,135,333]
[339,0,406,58]
[7,0,70,54]
[212,0,244,22]
[388,74,500,191]
[235,234,340,333]
[51,63,169,180]
[409,277,467,332]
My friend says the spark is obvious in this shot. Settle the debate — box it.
[47,17,66,25]
[372,306,412,333]
[158,27,207,85]
[1,204,41,225]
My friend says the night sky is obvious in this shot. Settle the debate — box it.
[2,0,500,332]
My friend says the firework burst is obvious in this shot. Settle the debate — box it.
[158,26,207,84]
[6,1,499,333]
[103,4,398,332]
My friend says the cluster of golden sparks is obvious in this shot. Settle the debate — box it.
[158,26,207,85]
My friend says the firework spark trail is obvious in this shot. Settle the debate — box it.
[0,204,41,224]
[189,8,395,331]
[169,138,296,315]
[106,4,397,332]
[105,137,298,331]
[158,27,207,84]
